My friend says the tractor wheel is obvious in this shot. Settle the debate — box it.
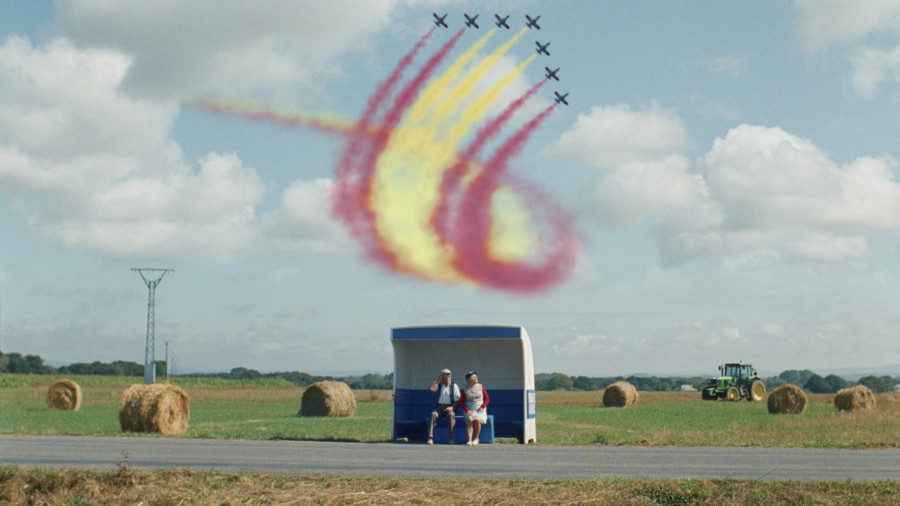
[726,385,741,402]
[701,389,714,400]
[748,380,766,402]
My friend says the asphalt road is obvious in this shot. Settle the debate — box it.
[3,435,899,481]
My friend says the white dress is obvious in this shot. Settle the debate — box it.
[464,383,488,423]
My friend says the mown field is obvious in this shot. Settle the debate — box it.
[2,374,899,447]
[2,374,899,505]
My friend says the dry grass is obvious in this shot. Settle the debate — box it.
[1,467,897,505]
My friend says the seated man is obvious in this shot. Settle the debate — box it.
[426,368,460,444]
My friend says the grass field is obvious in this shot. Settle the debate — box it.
[2,374,899,448]
[2,374,899,504]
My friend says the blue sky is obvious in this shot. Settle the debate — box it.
[2,1,899,376]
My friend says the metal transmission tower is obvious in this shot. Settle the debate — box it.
[132,268,173,384]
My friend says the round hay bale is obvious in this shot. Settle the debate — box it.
[602,381,638,408]
[766,384,807,414]
[46,379,82,411]
[299,381,356,417]
[834,384,876,412]
[119,384,191,435]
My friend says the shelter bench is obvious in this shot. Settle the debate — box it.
[393,389,527,443]
[430,414,494,444]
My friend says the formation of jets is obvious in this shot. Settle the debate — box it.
[432,13,542,31]
[429,13,568,105]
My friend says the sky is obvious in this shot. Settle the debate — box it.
[2,1,899,377]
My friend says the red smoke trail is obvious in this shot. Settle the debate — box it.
[332,29,465,271]
[432,81,546,240]
[450,104,580,293]
[332,28,436,268]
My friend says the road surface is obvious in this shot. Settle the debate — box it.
[2,435,898,481]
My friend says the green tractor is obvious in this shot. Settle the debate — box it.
[701,363,766,402]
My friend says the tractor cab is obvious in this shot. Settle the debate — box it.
[721,363,756,381]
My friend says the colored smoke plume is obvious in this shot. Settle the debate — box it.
[194,26,581,294]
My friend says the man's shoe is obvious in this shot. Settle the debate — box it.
[472,440,479,446]
[426,439,433,445]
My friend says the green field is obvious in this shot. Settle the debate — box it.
[3,374,899,505]
[2,374,898,448]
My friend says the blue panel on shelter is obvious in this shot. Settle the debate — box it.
[392,326,521,340]
[394,388,521,440]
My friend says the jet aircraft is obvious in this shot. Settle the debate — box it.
[544,67,560,81]
[464,14,479,28]
[535,41,550,56]
[495,14,510,29]
[554,92,569,105]
[526,14,541,29]
[433,13,448,28]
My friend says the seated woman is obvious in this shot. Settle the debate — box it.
[459,371,490,445]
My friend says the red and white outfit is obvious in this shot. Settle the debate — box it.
[460,383,489,423]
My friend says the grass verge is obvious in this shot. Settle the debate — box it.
[1,466,897,505]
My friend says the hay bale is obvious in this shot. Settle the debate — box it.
[602,381,638,408]
[299,381,356,417]
[766,384,807,414]
[834,385,876,412]
[119,384,191,435]
[46,379,82,411]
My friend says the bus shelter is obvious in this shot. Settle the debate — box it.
[391,325,536,443]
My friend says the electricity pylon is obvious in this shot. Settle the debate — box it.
[132,268,173,384]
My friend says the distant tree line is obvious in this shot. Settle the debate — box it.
[534,370,900,393]
[2,351,896,393]
[0,352,168,377]
[193,368,395,390]
[0,351,392,390]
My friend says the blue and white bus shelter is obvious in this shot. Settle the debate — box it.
[391,325,537,443]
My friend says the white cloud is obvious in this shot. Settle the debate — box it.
[593,155,701,228]
[709,56,746,79]
[795,0,900,97]
[703,125,900,235]
[261,178,354,254]
[849,44,900,96]
[795,0,900,53]
[0,35,349,263]
[546,102,688,169]
[54,0,399,99]
[691,94,741,122]
[673,125,900,263]
[550,102,900,265]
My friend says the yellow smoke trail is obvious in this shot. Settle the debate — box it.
[370,27,536,281]
[488,187,538,262]
[408,28,497,125]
